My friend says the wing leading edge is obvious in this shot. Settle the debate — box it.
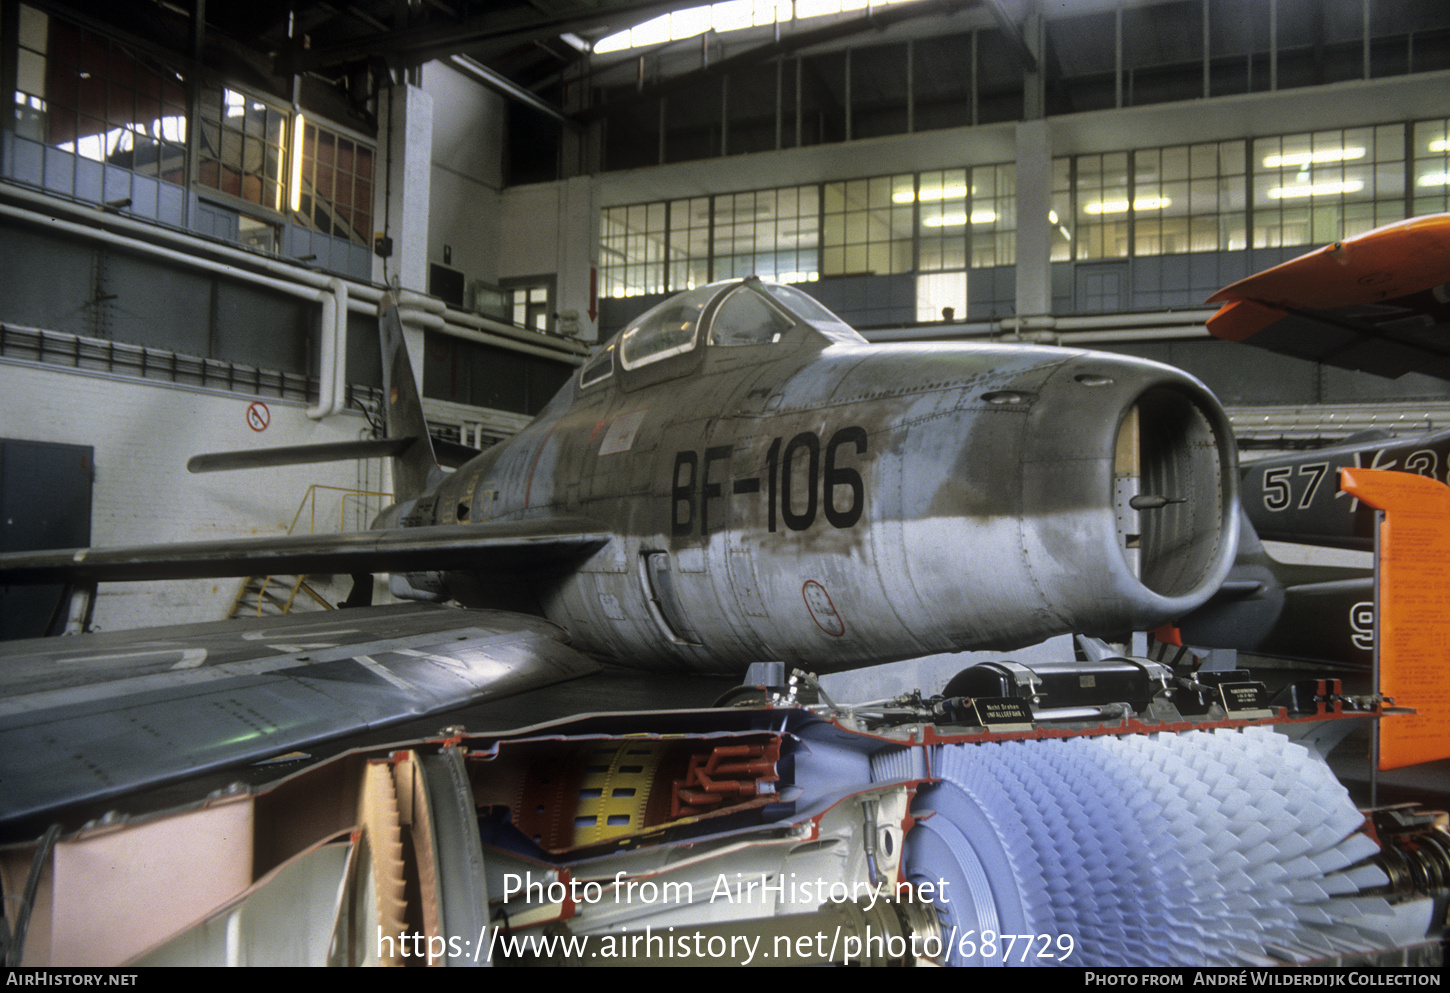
[1205,214,1450,380]
[0,604,600,832]
[0,515,611,583]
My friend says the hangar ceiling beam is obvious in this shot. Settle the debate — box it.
[572,0,983,124]
[448,54,573,125]
[984,0,1036,74]
[292,0,690,72]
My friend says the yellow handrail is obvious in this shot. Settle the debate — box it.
[286,484,393,536]
[230,484,394,618]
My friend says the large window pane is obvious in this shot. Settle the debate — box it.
[1076,152,1131,260]
[1413,118,1450,215]
[599,202,667,297]
[16,6,187,185]
[917,168,968,272]
[821,173,913,276]
[1130,140,1245,256]
[969,164,1016,268]
[1253,125,1402,248]
[198,86,287,212]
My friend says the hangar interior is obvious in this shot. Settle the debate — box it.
[0,1,1446,620]
[3,0,1450,634]
[3,0,1450,969]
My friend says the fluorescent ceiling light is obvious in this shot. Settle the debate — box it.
[289,114,306,213]
[1267,179,1364,199]
[894,185,970,204]
[1418,172,1450,187]
[919,210,997,227]
[1262,147,1365,169]
[1429,139,1450,153]
[1083,197,1171,215]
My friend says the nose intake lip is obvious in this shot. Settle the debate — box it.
[1020,353,1239,637]
[1118,384,1237,602]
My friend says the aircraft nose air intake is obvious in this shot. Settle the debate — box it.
[1115,385,1235,601]
[1018,356,1238,639]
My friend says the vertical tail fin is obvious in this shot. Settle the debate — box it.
[378,293,439,502]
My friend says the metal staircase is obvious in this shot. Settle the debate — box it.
[225,484,391,619]
[227,574,333,617]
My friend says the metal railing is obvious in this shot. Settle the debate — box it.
[229,484,392,618]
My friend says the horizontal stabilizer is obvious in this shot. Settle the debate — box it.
[187,438,415,473]
[0,516,612,584]
[188,437,480,473]
[433,437,483,468]
[0,604,599,830]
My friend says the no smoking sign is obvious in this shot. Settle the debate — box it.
[246,401,271,432]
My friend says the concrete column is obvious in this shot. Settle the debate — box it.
[375,82,433,295]
[1022,9,1046,122]
[1015,118,1052,320]
[558,175,599,342]
[558,68,596,177]
[373,81,433,430]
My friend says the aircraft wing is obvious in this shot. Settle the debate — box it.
[0,516,611,583]
[0,603,600,832]
[1206,214,1450,379]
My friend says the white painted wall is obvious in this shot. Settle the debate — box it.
[0,361,385,631]
[497,176,599,341]
[497,183,564,278]
[423,63,505,286]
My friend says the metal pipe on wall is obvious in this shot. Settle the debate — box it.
[0,189,586,380]
[0,201,352,420]
[307,277,350,420]
[0,183,367,298]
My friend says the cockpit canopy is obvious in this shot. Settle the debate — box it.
[581,278,864,387]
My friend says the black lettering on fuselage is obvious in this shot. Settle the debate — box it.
[672,451,697,537]
[701,445,732,534]
[780,432,819,532]
[824,425,867,529]
[671,427,868,537]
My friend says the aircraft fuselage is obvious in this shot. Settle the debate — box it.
[388,280,1239,673]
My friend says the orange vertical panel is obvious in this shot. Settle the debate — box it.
[1339,467,1450,770]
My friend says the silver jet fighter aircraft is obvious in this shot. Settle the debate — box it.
[0,277,1240,827]
[378,277,1240,672]
[1,277,1242,673]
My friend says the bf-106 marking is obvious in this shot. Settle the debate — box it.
[375,277,1236,671]
[672,426,868,537]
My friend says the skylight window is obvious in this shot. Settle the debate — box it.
[594,0,923,54]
